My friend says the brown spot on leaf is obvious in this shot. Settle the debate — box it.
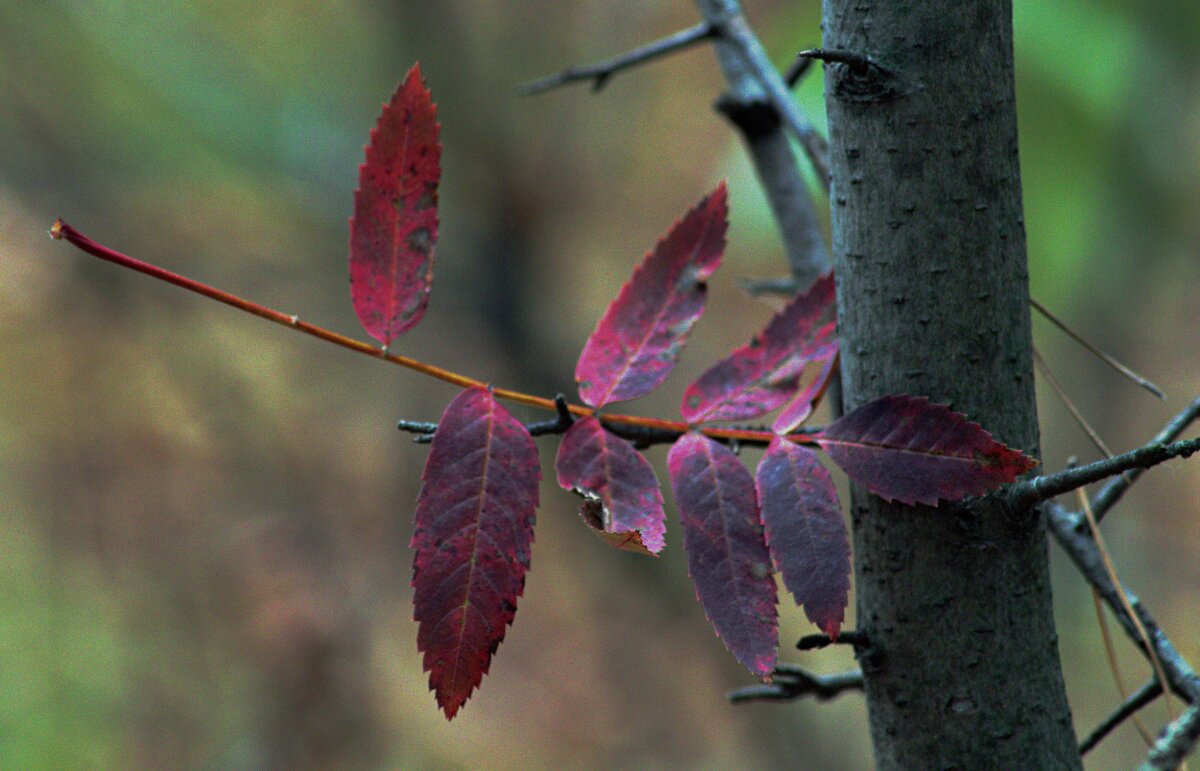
[407,227,433,257]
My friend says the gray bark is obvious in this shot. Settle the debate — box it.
[821,3,1081,768]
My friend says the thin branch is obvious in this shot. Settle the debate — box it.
[1140,703,1200,770]
[795,630,870,651]
[1006,436,1200,510]
[517,22,717,95]
[1090,395,1200,524]
[1047,502,1200,706]
[1033,346,1114,458]
[728,665,863,704]
[1080,678,1163,756]
[783,54,815,89]
[1030,296,1166,400]
[1092,585,1157,748]
[401,393,576,444]
[1075,488,1176,733]
[52,220,822,450]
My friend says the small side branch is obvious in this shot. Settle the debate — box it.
[518,22,716,95]
[1007,437,1200,510]
[1079,678,1163,756]
[1047,503,1200,706]
[400,394,576,443]
[1140,703,1200,770]
[1090,395,1200,523]
[728,665,863,705]
[795,630,870,651]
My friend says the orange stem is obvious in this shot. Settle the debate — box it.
[50,220,813,447]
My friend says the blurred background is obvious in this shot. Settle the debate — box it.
[2,2,1198,768]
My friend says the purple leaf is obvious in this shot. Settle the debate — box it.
[772,344,840,434]
[555,416,666,554]
[411,387,540,719]
[815,395,1038,506]
[756,438,850,638]
[575,184,728,408]
[350,64,441,346]
[668,433,777,677]
[681,272,836,423]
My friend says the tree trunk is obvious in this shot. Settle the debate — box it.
[821,3,1082,768]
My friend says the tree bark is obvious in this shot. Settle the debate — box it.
[821,3,1081,768]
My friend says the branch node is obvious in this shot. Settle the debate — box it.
[727,666,863,705]
[801,47,902,103]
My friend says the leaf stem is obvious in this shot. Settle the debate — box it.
[50,220,810,447]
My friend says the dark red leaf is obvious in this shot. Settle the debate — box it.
[681,273,836,423]
[667,433,777,677]
[756,438,850,638]
[554,416,666,554]
[815,395,1038,506]
[575,184,728,408]
[772,344,840,434]
[577,498,656,556]
[411,387,539,719]
[350,64,441,346]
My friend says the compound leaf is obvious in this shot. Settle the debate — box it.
[575,184,728,408]
[815,395,1037,506]
[411,387,539,719]
[668,433,777,678]
[350,63,441,346]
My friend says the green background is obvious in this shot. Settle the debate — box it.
[2,2,1198,768]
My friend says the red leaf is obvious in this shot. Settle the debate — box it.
[554,417,666,554]
[350,64,441,346]
[575,184,728,408]
[667,433,777,677]
[577,499,657,556]
[681,273,836,423]
[815,395,1038,506]
[411,387,539,719]
[756,438,850,638]
[772,344,840,434]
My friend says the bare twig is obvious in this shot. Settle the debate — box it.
[1140,704,1200,770]
[1090,395,1200,524]
[1034,346,1115,458]
[797,48,892,76]
[402,410,821,450]
[1075,488,1175,734]
[517,22,717,95]
[1047,502,1200,706]
[1006,437,1200,510]
[1091,586,1157,747]
[400,393,576,444]
[795,630,870,651]
[783,54,815,88]
[1080,678,1163,756]
[1030,297,1166,400]
[728,665,863,704]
